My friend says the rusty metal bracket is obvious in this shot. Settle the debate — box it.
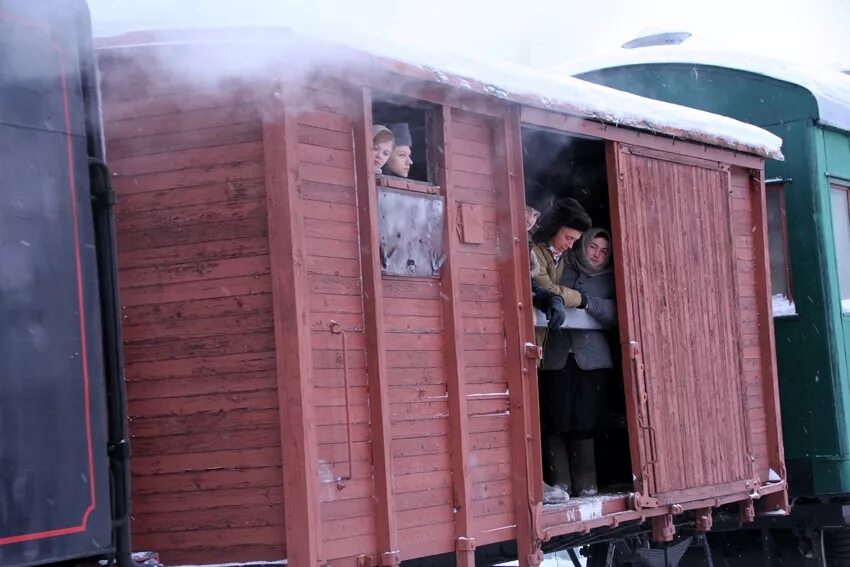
[695,507,713,532]
[740,499,756,523]
[532,501,549,542]
[630,491,659,510]
[381,551,401,566]
[356,555,374,567]
[329,320,354,489]
[524,342,543,360]
[651,514,675,542]
[456,536,476,552]
[527,549,544,566]
[628,341,658,497]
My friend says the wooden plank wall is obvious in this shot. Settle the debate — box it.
[291,84,380,561]
[102,53,522,562]
[449,111,516,541]
[100,54,286,564]
[730,166,772,480]
[617,149,752,496]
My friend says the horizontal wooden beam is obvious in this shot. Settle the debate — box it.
[521,106,765,170]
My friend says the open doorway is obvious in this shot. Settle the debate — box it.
[521,127,632,506]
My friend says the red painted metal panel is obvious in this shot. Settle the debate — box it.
[610,143,757,506]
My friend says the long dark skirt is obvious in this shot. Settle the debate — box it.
[538,354,609,436]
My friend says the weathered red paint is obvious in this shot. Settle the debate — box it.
[262,88,322,565]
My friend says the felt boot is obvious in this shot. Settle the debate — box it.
[570,437,598,497]
[543,482,568,504]
[543,433,572,495]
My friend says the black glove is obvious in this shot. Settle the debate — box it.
[546,295,567,330]
[577,293,588,309]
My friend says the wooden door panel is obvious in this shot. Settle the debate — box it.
[610,143,754,505]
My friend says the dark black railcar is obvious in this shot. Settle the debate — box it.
[0,1,133,567]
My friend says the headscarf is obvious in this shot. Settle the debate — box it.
[572,227,613,275]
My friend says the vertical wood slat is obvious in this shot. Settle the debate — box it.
[262,91,322,566]
[493,105,539,566]
[722,168,757,481]
[605,142,650,497]
[433,106,474,566]
[750,169,787,482]
[353,88,399,565]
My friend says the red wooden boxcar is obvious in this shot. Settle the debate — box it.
[96,30,788,566]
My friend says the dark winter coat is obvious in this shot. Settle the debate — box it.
[541,229,617,372]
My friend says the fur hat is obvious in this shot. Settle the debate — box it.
[533,197,592,245]
[387,123,413,147]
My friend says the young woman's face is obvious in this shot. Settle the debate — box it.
[585,236,610,268]
[373,140,393,171]
[386,145,413,177]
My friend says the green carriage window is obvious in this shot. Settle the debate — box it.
[766,185,793,301]
[830,185,850,313]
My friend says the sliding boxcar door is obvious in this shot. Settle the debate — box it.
[608,143,755,506]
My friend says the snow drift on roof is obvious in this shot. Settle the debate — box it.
[96,27,783,159]
[563,43,850,133]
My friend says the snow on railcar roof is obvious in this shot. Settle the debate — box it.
[563,37,850,134]
[95,27,782,159]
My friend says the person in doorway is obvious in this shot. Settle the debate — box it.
[527,198,571,504]
[372,124,394,174]
[530,197,591,308]
[383,123,413,178]
[531,279,569,504]
[525,204,541,235]
[541,228,617,497]
[529,197,592,495]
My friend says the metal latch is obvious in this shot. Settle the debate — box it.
[524,342,542,360]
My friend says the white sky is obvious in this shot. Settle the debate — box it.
[88,0,850,71]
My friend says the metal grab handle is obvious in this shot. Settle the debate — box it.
[330,321,353,489]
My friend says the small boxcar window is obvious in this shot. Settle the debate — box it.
[372,98,445,277]
[372,100,434,184]
[830,185,850,313]
[765,184,794,315]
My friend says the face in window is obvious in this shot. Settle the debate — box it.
[373,140,393,173]
[386,145,413,178]
[525,206,541,233]
[551,226,583,254]
[585,236,610,268]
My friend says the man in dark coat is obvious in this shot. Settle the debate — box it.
[539,227,617,497]
[530,197,592,357]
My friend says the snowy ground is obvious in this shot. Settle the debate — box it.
[497,550,586,566]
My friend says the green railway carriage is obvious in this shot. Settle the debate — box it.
[575,41,850,561]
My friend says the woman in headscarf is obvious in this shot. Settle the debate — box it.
[372,124,394,174]
[540,227,617,497]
